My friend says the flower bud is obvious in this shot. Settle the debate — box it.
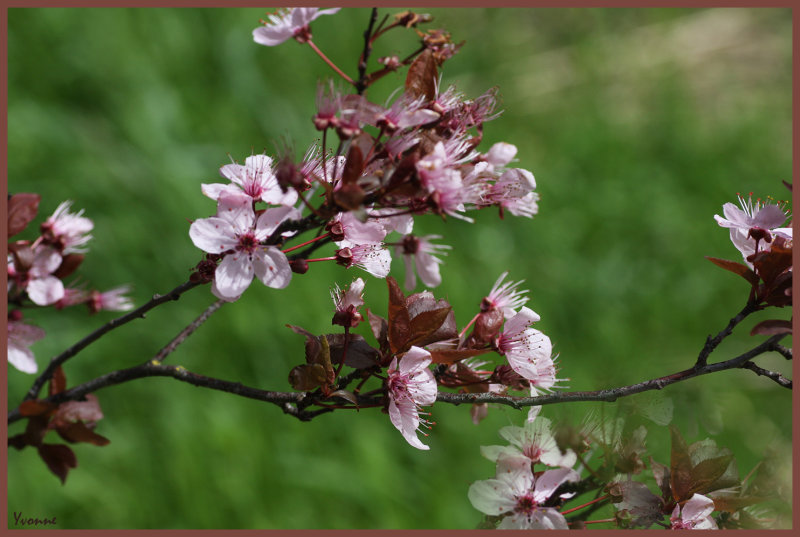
[289,259,309,274]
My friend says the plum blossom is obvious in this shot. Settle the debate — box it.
[386,346,437,450]
[714,194,791,264]
[189,192,298,301]
[253,8,340,46]
[480,417,577,469]
[483,271,529,319]
[670,494,718,530]
[89,285,135,313]
[496,306,553,383]
[397,234,450,290]
[329,211,387,248]
[335,244,391,278]
[8,320,46,374]
[331,277,365,327]
[25,245,65,306]
[468,459,580,529]
[40,200,93,253]
[202,154,297,207]
[375,92,440,132]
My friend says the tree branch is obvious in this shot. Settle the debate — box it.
[740,361,792,389]
[23,280,201,402]
[694,301,759,368]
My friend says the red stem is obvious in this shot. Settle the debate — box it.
[560,494,610,515]
[306,40,354,85]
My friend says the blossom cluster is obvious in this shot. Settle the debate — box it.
[7,194,135,374]
[189,7,540,302]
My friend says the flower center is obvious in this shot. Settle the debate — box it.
[514,493,538,515]
[236,232,259,254]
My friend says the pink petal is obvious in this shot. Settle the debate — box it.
[214,254,255,299]
[27,276,65,306]
[388,398,428,450]
[256,206,302,238]
[189,217,237,254]
[252,25,294,47]
[252,247,292,290]
[216,191,255,232]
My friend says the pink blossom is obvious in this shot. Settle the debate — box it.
[331,212,387,248]
[468,461,579,529]
[203,154,298,207]
[8,320,46,374]
[335,244,391,278]
[25,245,65,306]
[368,208,414,235]
[331,277,365,327]
[397,234,450,290]
[189,192,298,301]
[714,194,791,263]
[89,285,135,313]
[484,271,529,319]
[386,346,438,450]
[40,201,93,253]
[497,307,554,384]
[484,168,539,217]
[54,286,90,309]
[375,92,440,132]
[480,416,577,469]
[253,8,340,47]
[670,494,718,530]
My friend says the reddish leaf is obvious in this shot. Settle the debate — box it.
[366,309,389,353]
[328,389,359,406]
[9,241,34,271]
[408,307,453,348]
[712,495,770,513]
[705,257,759,286]
[387,277,411,354]
[752,241,792,288]
[688,454,735,496]
[332,182,366,212]
[52,253,84,280]
[49,366,67,396]
[405,49,437,100]
[19,399,55,417]
[466,309,504,348]
[288,363,328,391]
[649,456,672,501]
[750,319,792,336]
[341,144,364,185]
[325,333,380,369]
[38,443,77,484]
[406,291,457,345]
[7,193,40,237]
[8,434,29,450]
[429,347,492,365]
[56,422,110,446]
[669,425,694,502]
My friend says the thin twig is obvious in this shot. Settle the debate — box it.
[740,361,792,389]
[356,8,378,95]
[153,299,225,363]
[694,301,759,368]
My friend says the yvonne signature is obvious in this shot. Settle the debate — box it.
[12,511,57,527]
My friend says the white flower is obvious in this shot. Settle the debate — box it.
[481,416,578,469]
[397,234,450,290]
[497,306,553,383]
[8,320,46,374]
[469,460,579,529]
[484,271,529,319]
[189,192,298,301]
[387,346,437,450]
[714,194,791,264]
[41,200,93,253]
[670,493,718,530]
[253,8,341,47]
[26,245,65,306]
[203,154,297,207]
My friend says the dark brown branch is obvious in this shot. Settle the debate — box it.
[23,280,201,402]
[153,298,225,362]
[355,8,379,95]
[695,301,759,368]
[740,361,792,389]
[773,344,792,360]
[436,333,789,408]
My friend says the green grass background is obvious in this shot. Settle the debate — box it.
[6,7,792,529]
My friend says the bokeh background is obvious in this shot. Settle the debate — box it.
[6,7,792,529]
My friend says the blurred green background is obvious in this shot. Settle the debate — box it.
[6,7,792,529]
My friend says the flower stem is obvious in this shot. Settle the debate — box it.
[306,40,354,85]
[561,494,610,515]
[282,233,331,254]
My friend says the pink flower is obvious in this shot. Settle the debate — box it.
[335,244,391,278]
[89,285,135,313]
[496,307,554,385]
[330,212,387,248]
[203,154,298,207]
[480,416,577,469]
[670,493,718,530]
[8,320,46,374]
[189,192,298,301]
[40,201,93,253]
[483,271,529,319]
[331,277,365,327]
[714,194,791,263]
[468,461,580,529]
[397,234,450,290]
[484,168,539,217]
[253,8,340,46]
[25,245,65,306]
[375,92,440,132]
[386,346,438,450]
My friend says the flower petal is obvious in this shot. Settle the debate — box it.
[189,217,237,253]
[214,254,255,299]
[252,247,292,289]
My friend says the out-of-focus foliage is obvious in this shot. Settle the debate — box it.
[7,7,791,529]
